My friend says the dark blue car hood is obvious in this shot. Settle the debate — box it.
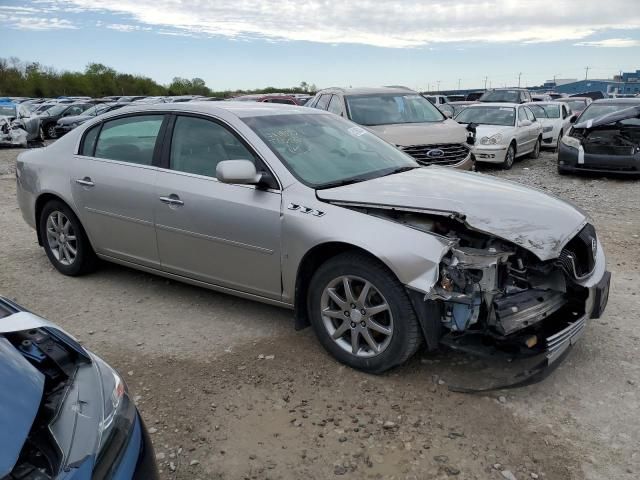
[0,336,44,477]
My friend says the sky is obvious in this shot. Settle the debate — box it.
[2,0,640,91]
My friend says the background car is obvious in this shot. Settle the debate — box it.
[455,102,543,168]
[558,98,640,175]
[424,94,450,105]
[37,102,92,139]
[479,88,532,104]
[54,102,128,137]
[437,101,477,118]
[557,96,592,117]
[0,101,43,146]
[524,101,574,148]
[15,102,609,376]
[0,296,159,479]
[309,87,474,169]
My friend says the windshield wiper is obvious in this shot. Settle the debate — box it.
[380,166,418,177]
[316,176,375,190]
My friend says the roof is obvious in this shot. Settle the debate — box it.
[464,102,519,108]
[99,101,324,119]
[317,86,418,96]
[591,98,640,105]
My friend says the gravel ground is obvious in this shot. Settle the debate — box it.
[1,145,638,480]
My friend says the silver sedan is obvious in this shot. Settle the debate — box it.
[16,102,610,374]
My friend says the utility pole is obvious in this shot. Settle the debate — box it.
[584,66,590,80]
[427,83,430,93]
[484,76,488,90]
[436,80,441,92]
[518,72,522,88]
[457,78,461,90]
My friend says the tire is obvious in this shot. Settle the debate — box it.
[529,137,541,159]
[39,200,98,276]
[307,251,422,373]
[502,143,516,169]
[558,165,568,175]
[45,123,57,139]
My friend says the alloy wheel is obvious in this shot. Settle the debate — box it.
[47,125,57,139]
[46,211,77,266]
[320,275,394,358]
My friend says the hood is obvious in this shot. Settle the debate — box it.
[575,105,640,130]
[317,167,586,260]
[366,119,467,146]
[0,337,44,477]
[472,124,515,139]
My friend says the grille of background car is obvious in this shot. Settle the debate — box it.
[558,224,597,279]
[399,143,469,166]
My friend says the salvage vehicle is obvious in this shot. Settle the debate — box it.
[424,94,450,106]
[524,101,574,148]
[479,88,532,104]
[16,102,610,376]
[309,87,474,169]
[455,103,543,169]
[0,101,43,147]
[558,98,640,175]
[38,103,92,139]
[557,97,592,117]
[0,296,158,479]
[55,103,128,137]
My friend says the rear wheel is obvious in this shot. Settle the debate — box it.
[502,143,516,169]
[39,200,98,276]
[307,252,421,373]
[529,137,541,159]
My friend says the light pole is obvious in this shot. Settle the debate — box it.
[518,72,522,88]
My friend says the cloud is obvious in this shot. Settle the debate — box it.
[5,0,640,48]
[0,12,76,30]
[574,38,640,47]
[106,23,151,32]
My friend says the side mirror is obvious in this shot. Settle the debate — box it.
[519,119,532,127]
[216,160,262,185]
[569,115,578,124]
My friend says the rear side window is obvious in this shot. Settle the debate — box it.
[315,94,332,110]
[169,115,258,177]
[94,115,164,165]
[327,95,344,115]
[80,124,100,156]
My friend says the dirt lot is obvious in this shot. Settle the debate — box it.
[1,146,639,480]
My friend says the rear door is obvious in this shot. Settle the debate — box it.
[71,114,166,267]
[153,114,282,299]
[515,107,532,153]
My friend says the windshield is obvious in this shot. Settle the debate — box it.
[479,90,521,103]
[538,104,560,118]
[455,106,516,126]
[46,105,68,116]
[0,105,16,117]
[82,105,108,116]
[578,104,640,125]
[565,100,587,111]
[345,93,444,126]
[527,105,548,119]
[244,113,417,188]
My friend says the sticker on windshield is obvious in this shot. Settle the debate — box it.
[348,126,366,137]
[500,107,513,111]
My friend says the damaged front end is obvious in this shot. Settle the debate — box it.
[0,116,28,147]
[424,219,610,389]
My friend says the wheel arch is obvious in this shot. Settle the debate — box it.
[34,192,84,247]
[293,242,397,330]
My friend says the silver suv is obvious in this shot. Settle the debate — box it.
[308,87,474,170]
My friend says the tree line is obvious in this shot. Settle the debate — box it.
[0,57,316,98]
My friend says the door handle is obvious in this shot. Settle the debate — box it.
[159,195,184,206]
[75,177,94,187]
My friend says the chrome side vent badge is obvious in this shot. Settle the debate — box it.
[287,203,325,217]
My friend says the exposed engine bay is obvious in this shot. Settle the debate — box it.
[0,116,28,147]
[350,206,596,357]
[572,122,640,156]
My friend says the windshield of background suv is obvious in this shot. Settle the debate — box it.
[0,105,17,116]
[244,113,418,188]
[577,104,640,125]
[345,93,444,126]
[455,106,516,126]
[479,90,521,103]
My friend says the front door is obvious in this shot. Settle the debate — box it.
[70,114,166,267]
[153,114,282,300]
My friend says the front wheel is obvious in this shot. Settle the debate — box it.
[502,143,516,169]
[45,123,57,139]
[39,200,98,276]
[307,252,422,373]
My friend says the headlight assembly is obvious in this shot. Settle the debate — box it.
[480,133,503,145]
[561,134,582,149]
